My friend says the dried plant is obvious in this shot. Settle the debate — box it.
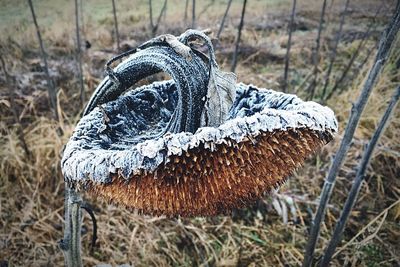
[149,0,168,37]
[184,0,189,24]
[320,85,400,266]
[231,0,247,72]
[27,0,59,120]
[307,0,328,100]
[326,3,383,100]
[283,0,297,93]
[302,4,400,266]
[74,0,85,107]
[217,0,233,39]
[111,0,120,51]
[0,54,30,158]
[321,0,350,101]
[1,1,397,266]
[192,0,196,28]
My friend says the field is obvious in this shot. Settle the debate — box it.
[0,0,399,266]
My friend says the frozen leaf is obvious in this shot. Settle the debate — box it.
[177,29,236,127]
[202,67,237,127]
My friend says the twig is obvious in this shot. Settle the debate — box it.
[79,0,85,42]
[81,202,98,253]
[332,199,400,259]
[321,0,350,100]
[149,0,154,31]
[0,54,31,158]
[198,0,215,19]
[75,0,85,107]
[27,0,59,120]
[184,0,189,25]
[162,0,167,23]
[217,0,233,39]
[351,138,400,158]
[231,0,247,72]
[294,70,313,94]
[283,0,297,93]
[320,85,400,266]
[111,0,120,51]
[302,5,400,267]
[326,3,383,100]
[307,0,328,100]
[192,0,196,28]
[325,0,336,27]
[240,50,261,65]
[375,236,400,266]
[177,221,210,267]
[152,0,168,36]
[337,38,379,95]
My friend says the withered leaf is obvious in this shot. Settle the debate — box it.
[202,67,237,127]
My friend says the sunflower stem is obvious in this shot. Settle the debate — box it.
[60,185,83,267]
[320,85,400,266]
[302,4,400,266]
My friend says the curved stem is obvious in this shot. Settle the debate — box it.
[81,202,98,253]
[179,29,218,68]
[84,41,209,133]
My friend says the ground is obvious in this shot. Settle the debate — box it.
[0,0,399,266]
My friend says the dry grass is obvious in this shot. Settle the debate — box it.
[0,0,399,266]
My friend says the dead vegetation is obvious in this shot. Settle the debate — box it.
[0,0,399,266]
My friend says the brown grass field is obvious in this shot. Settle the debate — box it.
[0,0,399,266]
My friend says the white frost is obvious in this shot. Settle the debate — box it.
[61,82,338,184]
